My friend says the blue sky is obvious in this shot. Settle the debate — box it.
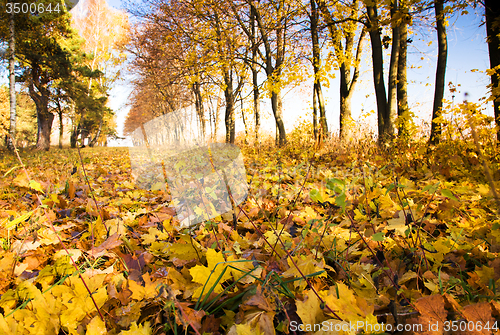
[94,1,493,142]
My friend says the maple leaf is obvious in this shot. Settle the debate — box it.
[296,290,325,325]
[85,316,107,335]
[411,295,448,334]
[119,321,152,335]
[90,232,123,258]
[320,282,378,331]
[461,302,496,333]
[128,273,162,300]
[190,248,233,299]
[282,254,326,289]
[229,309,275,335]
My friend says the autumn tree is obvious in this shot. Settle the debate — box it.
[0,0,77,150]
[429,0,448,145]
[128,0,248,144]
[124,1,208,138]
[317,0,366,141]
[124,18,193,132]
[307,0,328,142]
[362,0,428,142]
[245,0,297,146]
[365,0,389,140]
[396,0,411,138]
[71,0,128,147]
[228,1,264,143]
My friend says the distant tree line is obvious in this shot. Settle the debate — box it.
[124,0,500,146]
[0,0,128,150]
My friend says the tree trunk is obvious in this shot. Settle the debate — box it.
[318,0,365,141]
[340,82,353,140]
[89,117,103,147]
[270,90,286,146]
[313,82,318,140]
[58,110,63,149]
[29,68,53,151]
[316,83,327,140]
[193,82,206,139]
[387,0,400,137]
[214,93,221,141]
[366,3,388,141]
[252,68,260,143]
[36,111,54,151]
[429,0,448,145]
[397,1,409,137]
[7,9,16,151]
[250,5,260,143]
[485,0,500,142]
[70,128,78,148]
[71,118,81,148]
[251,0,287,146]
[241,98,248,144]
[224,77,235,144]
[311,0,328,142]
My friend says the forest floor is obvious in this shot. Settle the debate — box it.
[0,133,500,335]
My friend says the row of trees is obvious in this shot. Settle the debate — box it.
[124,0,500,146]
[0,0,127,150]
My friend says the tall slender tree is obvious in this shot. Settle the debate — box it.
[429,0,448,145]
[318,0,366,141]
[387,0,400,137]
[485,0,500,141]
[7,6,15,150]
[246,0,293,146]
[397,0,410,138]
[309,0,328,142]
[365,0,389,140]
[71,0,128,147]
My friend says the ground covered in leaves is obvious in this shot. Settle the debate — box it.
[1,137,500,335]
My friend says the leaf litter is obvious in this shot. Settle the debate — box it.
[0,144,498,334]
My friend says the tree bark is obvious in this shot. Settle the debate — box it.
[7,9,16,151]
[250,5,261,143]
[224,74,235,144]
[485,0,500,142]
[252,67,260,143]
[429,0,448,145]
[58,110,64,149]
[70,128,78,148]
[71,106,83,148]
[29,67,53,151]
[270,90,286,146]
[397,0,409,137]
[366,3,388,141]
[310,0,328,142]
[387,0,400,137]
[36,111,54,151]
[193,81,206,139]
[240,97,248,144]
[251,0,287,146]
[313,82,318,140]
[317,0,365,141]
[316,82,328,140]
[89,117,103,147]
